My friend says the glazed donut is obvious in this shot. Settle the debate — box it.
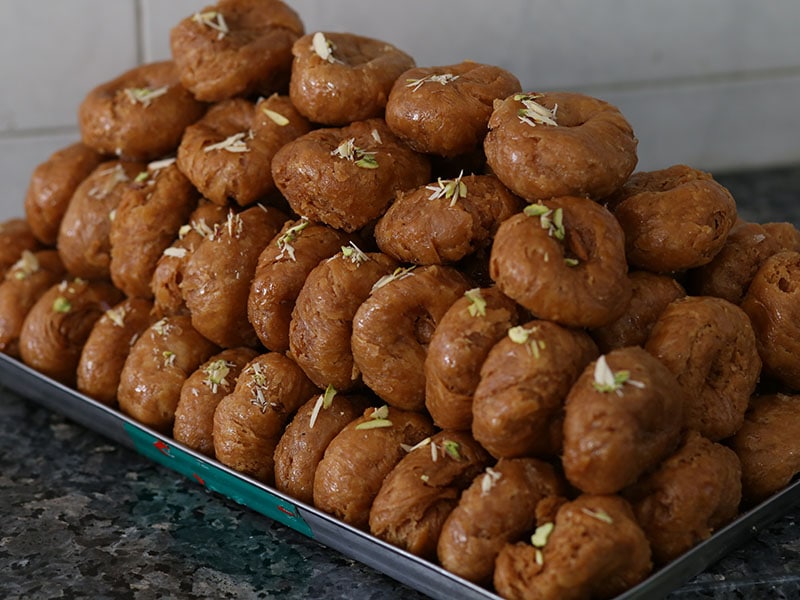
[374,173,522,265]
[172,346,259,457]
[561,346,686,494]
[590,270,685,353]
[170,0,304,102]
[0,219,40,279]
[731,393,800,506]
[385,61,521,157]
[313,405,434,529]
[490,196,632,328]
[176,95,311,207]
[0,250,66,358]
[150,200,228,317]
[57,160,146,280]
[272,118,431,232]
[624,430,741,565]
[182,205,287,349]
[740,251,800,389]
[248,219,351,353]
[78,61,206,161]
[18,278,124,386]
[117,314,219,433]
[369,430,492,560]
[493,495,652,600]
[609,164,737,272]
[289,31,415,126]
[351,264,471,411]
[437,458,567,586]
[76,298,154,406]
[109,160,200,299]
[424,286,522,431]
[645,296,761,440]
[273,389,371,505]
[484,91,637,202]
[288,246,398,390]
[472,319,598,459]
[213,352,318,483]
[24,142,105,245]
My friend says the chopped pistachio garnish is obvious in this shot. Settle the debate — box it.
[311,31,341,63]
[88,164,129,199]
[515,93,558,127]
[178,224,192,239]
[592,355,645,395]
[401,436,432,453]
[405,73,459,93]
[371,405,390,420]
[442,440,462,460]
[248,362,271,413]
[564,257,580,267]
[371,266,415,293]
[203,359,234,393]
[152,318,169,336]
[134,171,149,183]
[430,440,439,462]
[480,467,502,495]
[420,474,430,483]
[148,157,176,172]
[535,549,544,566]
[425,170,467,207]
[581,507,614,524]
[263,106,289,126]
[341,241,369,265]
[192,10,229,39]
[53,296,71,313]
[354,418,393,430]
[105,305,127,328]
[11,250,39,280]
[523,203,565,240]
[192,218,216,239]
[163,247,187,259]
[276,218,309,261]
[309,384,338,429]
[371,128,383,145]
[204,131,252,153]
[330,137,379,169]
[225,210,244,238]
[124,86,169,108]
[523,203,550,217]
[162,350,176,368]
[531,522,554,548]
[508,325,546,358]
[464,288,487,317]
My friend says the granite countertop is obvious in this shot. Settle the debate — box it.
[2,165,800,600]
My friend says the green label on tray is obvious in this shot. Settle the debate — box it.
[124,423,313,538]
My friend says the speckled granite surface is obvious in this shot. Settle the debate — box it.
[1,165,799,600]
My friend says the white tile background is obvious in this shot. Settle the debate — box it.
[2,0,799,222]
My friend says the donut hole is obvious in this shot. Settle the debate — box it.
[414,311,437,346]
[564,225,595,263]
[778,277,792,293]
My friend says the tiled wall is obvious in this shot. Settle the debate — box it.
[2,0,799,222]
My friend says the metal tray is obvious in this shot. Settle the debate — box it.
[2,351,798,600]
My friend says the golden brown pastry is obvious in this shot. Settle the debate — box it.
[374,173,522,265]
[493,495,652,600]
[437,457,567,586]
[313,405,434,529]
[562,346,686,494]
[288,246,398,390]
[424,286,522,431]
[484,91,638,202]
[0,250,66,358]
[18,278,123,386]
[625,430,741,565]
[0,218,40,279]
[76,297,154,406]
[117,314,219,432]
[176,95,311,207]
[385,61,521,158]
[109,160,199,298]
[740,251,800,389]
[490,196,631,329]
[645,295,762,440]
[213,352,317,483]
[273,389,371,504]
[78,60,206,161]
[24,142,105,245]
[351,264,471,411]
[57,160,146,280]
[248,219,351,353]
[609,165,737,273]
[472,319,598,458]
[272,118,431,232]
[182,205,287,348]
[170,0,304,102]
[173,346,259,457]
[289,31,415,126]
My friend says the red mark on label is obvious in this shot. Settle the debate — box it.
[277,505,295,518]
[153,439,170,456]
[193,473,205,486]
